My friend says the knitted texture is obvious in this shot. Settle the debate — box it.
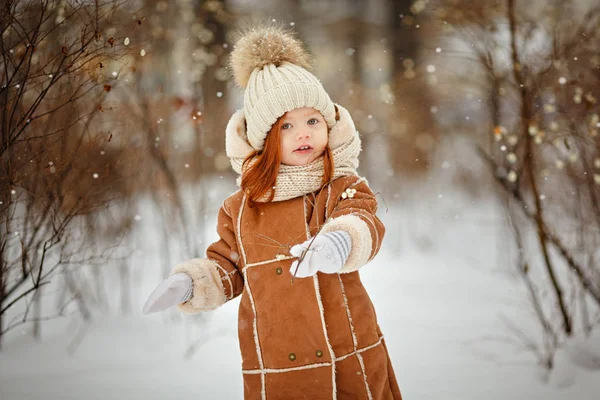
[230,26,336,151]
[226,103,361,202]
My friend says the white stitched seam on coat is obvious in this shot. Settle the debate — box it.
[356,352,373,400]
[243,268,266,400]
[237,193,248,266]
[337,275,372,399]
[237,196,264,399]
[242,362,332,375]
[213,261,234,300]
[335,336,384,362]
[325,183,331,220]
[313,275,337,400]
[240,337,385,374]
[337,275,358,349]
[349,176,367,188]
[303,195,311,238]
[220,269,238,277]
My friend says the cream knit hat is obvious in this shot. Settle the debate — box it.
[230,26,336,151]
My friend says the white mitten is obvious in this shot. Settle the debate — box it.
[289,230,352,278]
[143,273,192,314]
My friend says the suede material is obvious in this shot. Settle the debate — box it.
[175,175,401,399]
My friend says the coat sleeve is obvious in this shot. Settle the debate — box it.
[170,201,244,314]
[320,176,385,273]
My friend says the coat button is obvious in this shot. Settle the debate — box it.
[276,267,283,275]
[316,350,323,358]
[288,353,296,361]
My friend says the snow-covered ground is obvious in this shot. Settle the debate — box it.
[1,175,599,399]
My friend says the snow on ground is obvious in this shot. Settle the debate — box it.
[1,176,599,399]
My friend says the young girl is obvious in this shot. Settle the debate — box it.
[143,26,402,400]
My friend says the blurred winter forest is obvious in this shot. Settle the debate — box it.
[1,0,600,398]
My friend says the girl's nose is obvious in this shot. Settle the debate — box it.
[297,131,310,140]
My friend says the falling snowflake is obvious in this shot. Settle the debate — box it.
[568,153,578,162]
[124,37,130,46]
[528,125,538,136]
[93,173,99,179]
[140,49,146,56]
[134,215,142,221]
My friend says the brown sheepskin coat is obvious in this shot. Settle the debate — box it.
[172,174,402,400]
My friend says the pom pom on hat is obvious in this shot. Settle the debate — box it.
[230,26,312,88]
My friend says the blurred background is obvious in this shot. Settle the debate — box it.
[1,0,599,398]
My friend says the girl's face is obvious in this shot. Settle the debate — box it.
[279,107,328,166]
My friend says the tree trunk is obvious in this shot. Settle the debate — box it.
[387,0,435,175]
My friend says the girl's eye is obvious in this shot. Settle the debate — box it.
[281,123,292,130]
[308,118,319,125]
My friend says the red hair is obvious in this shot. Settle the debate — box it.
[241,112,335,207]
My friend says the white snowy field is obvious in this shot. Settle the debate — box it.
[1,175,599,400]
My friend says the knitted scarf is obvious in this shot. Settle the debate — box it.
[225,103,361,202]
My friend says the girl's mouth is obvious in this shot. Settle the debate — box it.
[294,145,313,154]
